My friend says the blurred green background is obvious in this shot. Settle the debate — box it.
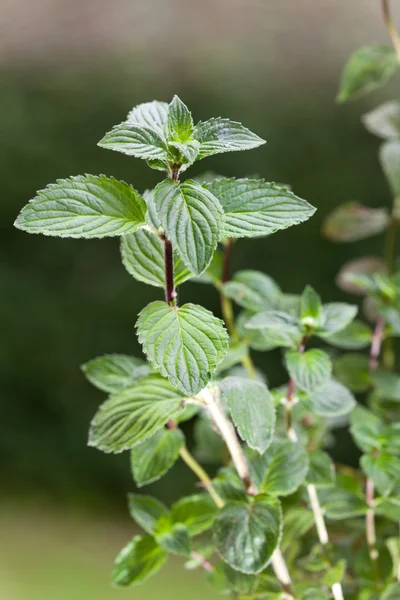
[2,0,400,598]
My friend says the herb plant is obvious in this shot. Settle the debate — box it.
[13,3,400,598]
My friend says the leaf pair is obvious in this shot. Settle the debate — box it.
[99,96,265,170]
[114,493,217,586]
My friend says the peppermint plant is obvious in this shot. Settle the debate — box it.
[14,67,397,598]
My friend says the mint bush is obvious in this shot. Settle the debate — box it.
[13,3,400,598]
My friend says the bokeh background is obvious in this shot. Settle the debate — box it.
[2,1,400,598]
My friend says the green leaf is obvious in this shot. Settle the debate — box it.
[172,494,218,536]
[14,175,147,238]
[307,379,356,417]
[130,428,184,487]
[213,494,282,574]
[88,374,186,453]
[193,118,265,159]
[301,285,322,324]
[316,302,358,336]
[120,229,193,288]
[154,179,223,276]
[380,140,400,196]
[337,44,398,103]
[305,451,335,488]
[322,560,346,587]
[112,535,167,587]
[285,349,332,394]
[98,123,170,160]
[222,270,281,311]
[193,248,223,285]
[323,320,372,349]
[143,188,161,229]
[375,496,400,521]
[168,95,193,142]
[362,101,400,140]
[322,203,389,242]
[372,371,400,401]
[302,588,330,600]
[245,310,302,349]
[127,100,169,138]
[168,140,200,164]
[248,440,309,496]
[220,377,276,454]
[81,354,150,393]
[350,406,384,453]
[322,489,367,520]
[137,301,228,395]
[156,523,191,556]
[361,454,400,496]
[205,178,316,239]
[333,353,371,393]
[128,494,169,535]
[222,564,259,595]
[281,508,314,551]
[215,342,249,374]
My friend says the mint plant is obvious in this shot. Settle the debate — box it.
[14,14,400,592]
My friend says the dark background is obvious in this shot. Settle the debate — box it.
[1,1,400,597]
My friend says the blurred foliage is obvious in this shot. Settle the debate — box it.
[1,61,399,506]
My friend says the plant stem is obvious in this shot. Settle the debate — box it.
[202,387,255,494]
[382,0,400,60]
[190,550,214,572]
[179,445,224,508]
[222,238,233,284]
[163,234,176,306]
[365,317,385,580]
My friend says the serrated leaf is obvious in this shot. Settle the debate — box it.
[137,301,228,395]
[128,494,170,535]
[380,140,400,196]
[81,354,150,393]
[307,379,356,417]
[306,451,335,488]
[322,203,389,242]
[350,406,384,453]
[193,248,224,285]
[127,100,169,138]
[337,44,398,103]
[193,118,265,159]
[120,229,193,288]
[172,494,218,536]
[222,564,259,595]
[285,349,332,394]
[157,523,191,556]
[154,179,223,276]
[316,302,358,336]
[361,454,400,496]
[169,140,200,164]
[222,270,281,311]
[245,310,302,349]
[323,559,346,587]
[215,343,249,374]
[205,178,316,239]
[362,101,400,139]
[168,95,193,142]
[14,175,147,238]
[323,320,372,349]
[249,440,309,496]
[333,353,371,393]
[88,374,186,453]
[98,123,170,160]
[130,428,184,487]
[212,467,247,503]
[112,535,167,587]
[213,494,282,574]
[220,377,276,454]
[301,285,322,323]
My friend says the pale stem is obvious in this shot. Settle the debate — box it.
[179,445,224,509]
[307,483,329,546]
[270,549,294,599]
[382,0,400,60]
[190,550,214,572]
[201,387,254,493]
